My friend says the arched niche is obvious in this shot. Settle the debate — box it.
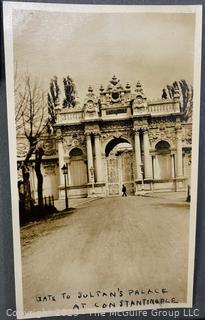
[154,140,172,179]
[69,147,88,186]
[155,140,171,154]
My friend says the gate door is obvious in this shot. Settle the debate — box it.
[121,151,134,195]
[107,151,134,196]
[107,156,120,196]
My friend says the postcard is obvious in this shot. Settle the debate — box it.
[3,2,202,318]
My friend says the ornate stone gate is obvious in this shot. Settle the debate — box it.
[53,76,191,199]
[21,75,191,200]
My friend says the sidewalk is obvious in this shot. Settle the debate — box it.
[54,196,101,211]
[55,191,189,211]
[145,191,188,203]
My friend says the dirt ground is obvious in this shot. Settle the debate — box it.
[20,193,190,315]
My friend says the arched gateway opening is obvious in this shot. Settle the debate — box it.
[106,137,134,196]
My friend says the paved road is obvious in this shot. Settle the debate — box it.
[21,194,190,314]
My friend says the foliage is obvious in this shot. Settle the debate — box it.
[62,75,76,108]
[161,79,193,121]
[47,76,60,129]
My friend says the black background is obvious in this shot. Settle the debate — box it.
[0,1,205,319]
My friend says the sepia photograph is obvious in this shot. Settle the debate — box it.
[3,2,202,318]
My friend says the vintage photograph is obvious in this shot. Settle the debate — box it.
[3,2,202,318]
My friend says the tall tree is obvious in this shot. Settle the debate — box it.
[35,147,44,208]
[47,76,60,131]
[15,74,49,211]
[161,79,193,121]
[62,75,76,108]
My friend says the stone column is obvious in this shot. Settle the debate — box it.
[143,129,152,179]
[57,138,65,186]
[67,159,72,186]
[134,130,142,180]
[171,154,176,178]
[86,133,94,183]
[152,155,156,180]
[176,130,183,178]
[94,133,102,182]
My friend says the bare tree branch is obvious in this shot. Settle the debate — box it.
[15,72,49,164]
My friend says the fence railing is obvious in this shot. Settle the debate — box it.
[44,195,55,207]
[57,111,83,123]
[148,100,180,114]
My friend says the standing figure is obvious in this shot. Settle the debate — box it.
[122,184,127,197]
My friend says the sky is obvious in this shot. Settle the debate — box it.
[13,8,196,104]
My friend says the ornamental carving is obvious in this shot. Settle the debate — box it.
[101,132,112,141]
[134,118,148,129]
[132,81,148,115]
[99,75,132,108]
[149,118,175,127]
[102,121,132,132]
[17,141,29,158]
[44,164,56,176]
[83,86,99,119]
[183,127,192,144]
[85,124,100,132]
[61,125,83,135]
[149,126,177,148]
[63,134,85,152]
[72,139,80,147]
[42,140,56,156]
[148,129,160,142]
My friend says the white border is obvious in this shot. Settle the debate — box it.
[187,4,202,306]
[3,2,24,317]
[3,2,202,319]
[2,2,202,13]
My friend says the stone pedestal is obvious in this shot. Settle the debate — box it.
[87,183,96,198]
[87,182,106,198]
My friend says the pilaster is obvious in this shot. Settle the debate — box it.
[94,133,103,182]
[143,129,153,179]
[134,130,142,180]
[176,128,183,178]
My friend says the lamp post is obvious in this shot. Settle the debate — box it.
[186,156,192,202]
[61,164,69,209]
[90,166,95,195]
